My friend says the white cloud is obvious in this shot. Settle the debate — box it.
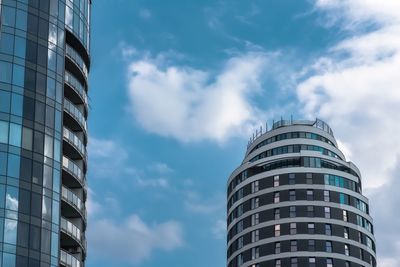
[296,1,400,265]
[184,191,225,214]
[212,219,226,240]
[136,177,169,188]
[139,8,152,19]
[89,214,183,264]
[126,51,275,143]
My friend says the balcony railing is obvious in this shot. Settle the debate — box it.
[62,156,86,189]
[61,217,86,248]
[60,249,81,267]
[66,44,89,79]
[63,127,87,160]
[61,186,87,220]
[64,98,87,132]
[65,71,88,106]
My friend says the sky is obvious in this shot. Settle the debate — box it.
[86,1,400,267]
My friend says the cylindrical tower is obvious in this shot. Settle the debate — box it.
[227,119,376,267]
[0,0,90,266]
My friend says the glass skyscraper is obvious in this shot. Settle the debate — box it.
[0,0,90,266]
[227,119,376,267]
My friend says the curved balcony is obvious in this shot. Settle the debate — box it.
[62,156,87,192]
[60,217,86,253]
[66,44,89,80]
[60,249,82,267]
[64,98,87,136]
[61,186,87,224]
[65,71,88,113]
[63,127,87,165]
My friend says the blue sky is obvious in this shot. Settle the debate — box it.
[86,1,400,267]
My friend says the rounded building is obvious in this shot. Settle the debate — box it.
[227,119,376,267]
[0,0,90,266]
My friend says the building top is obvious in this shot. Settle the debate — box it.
[247,118,334,148]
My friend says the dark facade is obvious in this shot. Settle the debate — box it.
[0,0,90,266]
[227,119,376,267]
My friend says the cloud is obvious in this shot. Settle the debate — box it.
[126,51,276,143]
[295,1,400,265]
[212,219,226,240]
[184,191,225,214]
[89,214,183,264]
[139,8,152,19]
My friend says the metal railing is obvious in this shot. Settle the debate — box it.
[64,98,87,131]
[61,186,87,220]
[63,127,87,160]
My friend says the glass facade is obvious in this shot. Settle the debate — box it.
[0,0,90,266]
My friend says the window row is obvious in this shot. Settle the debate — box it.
[249,131,336,155]
[250,144,341,163]
[229,157,359,195]
[229,188,369,225]
[229,221,375,257]
[0,152,61,194]
[0,121,61,161]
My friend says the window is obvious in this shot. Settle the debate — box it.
[343,210,348,222]
[324,190,330,201]
[9,123,22,147]
[307,206,314,217]
[251,230,259,242]
[275,259,281,267]
[289,190,296,201]
[274,192,280,203]
[7,154,20,178]
[237,205,243,217]
[308,223,315,234]
[307,190,314,200]
[289,173,296,185]
[309,257,316,267]
[251,197,259,209]
[0,60,12,83]
[252,213,259,226]
[237,236,243,249]
[252,180,259,193]
[251,247,259,260]
[308,240,315,251]
[22,127,33,150]
[237,221,243,233]
[306,173,313,184]
[275,224,280,237]
[290,206,296,218]
[275,242,281,253]
[237,254,243,266]
[274,175,280,187]
[44,135,54,158]
[345,244,350,256]
[326,241,332,252]
[344,227,349,239]
[274,208,280,219]
[290,240,297,252]
[237,188,243,199]
[0,91,11,113]
[325,224,332,235]
[327,258,333,267]
[325,207,331,218]
[290,223,297,235]
[291,258,298,267]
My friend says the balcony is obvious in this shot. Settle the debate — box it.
[62,156,86,191]
[65,71,88,113]
[63,127,87,165]
[66,44,89,81]
[64,98,87,135]
[60,249,82,267]
[61,185,87,223]
[60,217,86,253]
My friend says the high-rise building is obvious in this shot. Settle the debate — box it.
[227,119,376,267]
[0,0,90,266]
